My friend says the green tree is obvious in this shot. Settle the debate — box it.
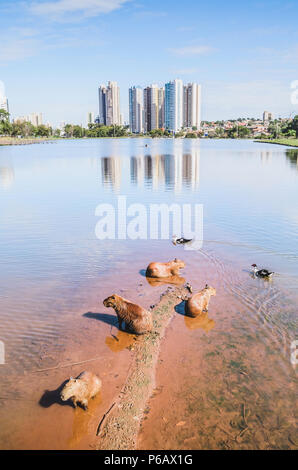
[0,108,10,122]
[73,125,84,138]
[35,125,51,137]
[64,124,74,138]
[291,115,298,138]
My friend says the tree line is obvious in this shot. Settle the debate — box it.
[1,108,298,140]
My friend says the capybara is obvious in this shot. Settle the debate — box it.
[146,259,185,278]
[60,371,102,410]
[103,294,153,334]
[185,284,216,318]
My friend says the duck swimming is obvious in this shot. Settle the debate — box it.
[251,264,274,278]
[172,235,193,246]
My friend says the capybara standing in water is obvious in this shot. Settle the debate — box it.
[146,259,185,278]
[185,284,216,318]
[60,371,102,410]
[103,294,152,334]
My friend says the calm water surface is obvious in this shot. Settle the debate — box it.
[0,138,297,449]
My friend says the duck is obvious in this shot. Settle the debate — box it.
[172,235,193,246]
[251,264,274,278]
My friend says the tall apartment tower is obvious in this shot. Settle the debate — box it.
[0,96,9,114]
[143,84,165,132]
[183,83,201,129]
[158,88,165,129]
[129,86,144,134]
[87,112,94,126]
[98,85,107,124]
[26,113,42,126]
[263,111,273,122]
[165,79,184,133]
[98,81,121,126]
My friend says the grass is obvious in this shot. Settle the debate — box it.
[254,138,298,148]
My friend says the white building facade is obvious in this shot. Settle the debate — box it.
[183,83,201,129]
[98,81,121,126]
[129,86,144,133]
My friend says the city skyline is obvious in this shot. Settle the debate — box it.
[0,0,297,126]
[129,80,201,133]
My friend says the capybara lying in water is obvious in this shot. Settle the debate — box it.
[103,294,153,335]
[60,371,102,410]
[146,259,185,278]
[185,284,216,318]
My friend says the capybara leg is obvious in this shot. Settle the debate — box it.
[72,399,77,408]
[81,399,88,410]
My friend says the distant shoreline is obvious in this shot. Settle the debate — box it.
[254,138,298,148]
[0,137,54,146]
[1,136,298,148]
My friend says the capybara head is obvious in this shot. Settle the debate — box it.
[173,258,185,269]
[60,378,79,402]
[103,294,120,309]
[204,284,216,296]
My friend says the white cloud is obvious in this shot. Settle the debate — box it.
[170,45,215,56]
[30,0,130,18]
[0,38,40,63]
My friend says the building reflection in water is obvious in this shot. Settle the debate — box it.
[101,156,122,191]
[286,149,298,169]
[130,149,200,192]
[0,166,15,189]
[100,142,200,192]
[260,151,272,163]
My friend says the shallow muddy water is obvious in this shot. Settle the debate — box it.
[0,138,297,449]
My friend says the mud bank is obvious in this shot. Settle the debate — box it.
[96,285,189,450]
[0,137,53,146]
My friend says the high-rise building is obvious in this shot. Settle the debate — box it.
[14,113,43,126]
[143,87,150,132]
[183,83,201,129]
[165,79,184,133]
[106,81,121,126]
[158,88,165,129]
[87,112,94,126]
[263,111,273,122]
[143,85,165,132]
[129,86,144,134]
[29,113,43,126]
[98,81,121,126]
[0,96,9,114]
[98,85,107,124]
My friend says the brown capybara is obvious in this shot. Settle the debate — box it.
[146,259,185,278]
[103,294,152,335]
[185,284,216,318]
[60,371,102,410]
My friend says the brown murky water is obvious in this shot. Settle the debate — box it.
[138,247,297,450]
[0,139,297,449]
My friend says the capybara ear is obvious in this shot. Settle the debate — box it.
[174,258,177,262]
[205,284,209,288]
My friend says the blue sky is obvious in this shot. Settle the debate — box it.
[0,0,297,126]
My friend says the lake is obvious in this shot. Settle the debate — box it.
[0,138,297,449]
